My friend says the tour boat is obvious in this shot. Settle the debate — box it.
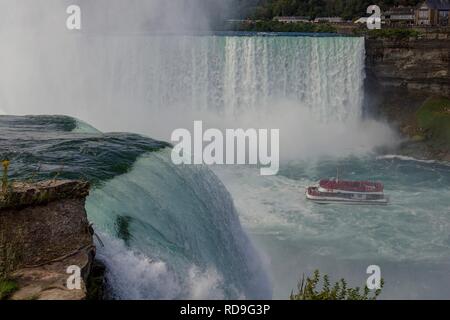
[306,179,389,205]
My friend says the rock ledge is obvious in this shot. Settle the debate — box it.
[0,180,101,300]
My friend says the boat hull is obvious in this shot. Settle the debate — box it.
[305,188,389,205]
[306,196,389,205]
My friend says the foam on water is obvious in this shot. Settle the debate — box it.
[96,233,228,300]
[212,157,450,299]
[86,149,272,299]
[376,154,439,164]
[4,32,445,299]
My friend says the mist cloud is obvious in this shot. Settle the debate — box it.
[0,0,233,33]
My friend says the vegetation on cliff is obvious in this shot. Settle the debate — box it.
[290,270,384,300]
[365,28,422,39]
[416,97,450,150]
[230,20,336,32]
[0,279,18,300]
[0,160,18,300]
[0,160,97,300]
[244,0,422,21]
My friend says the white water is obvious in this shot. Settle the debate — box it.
[86,149,271,299]
[212,157,450,299]
[9,32,441,299]
[0,35,364,124]
[0,34,396,158]
[96,233,229,300]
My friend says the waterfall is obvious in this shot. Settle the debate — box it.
[0,114,272,299]
[0,34,366,140]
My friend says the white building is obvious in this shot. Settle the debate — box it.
[273,16,311,23]
[314,17,344,23]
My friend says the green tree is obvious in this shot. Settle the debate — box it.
[242,0,422,21]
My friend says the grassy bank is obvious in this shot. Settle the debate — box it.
[352,28,422,39]
[416,97,450,149]
[227,20,337,33]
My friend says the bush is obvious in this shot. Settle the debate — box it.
[233,21,337,33]
[290,270,384,300]
[368,29,421,39]
[416,97,450,148]
[0,279,18,300]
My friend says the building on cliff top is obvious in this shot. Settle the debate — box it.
[383,7,415,26]
[314,17,344,23]
[415,0,450,26]
[273,16,311,23]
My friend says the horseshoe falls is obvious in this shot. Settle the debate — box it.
[0,35,368,143]
[0,115,271,299]
[1,34,449,300]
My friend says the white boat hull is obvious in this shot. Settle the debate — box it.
[306,191,389,205]
[317,186,384,196]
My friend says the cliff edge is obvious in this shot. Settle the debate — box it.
[366,37,450,96]
[365,35,450,161]
[0,180,101,300]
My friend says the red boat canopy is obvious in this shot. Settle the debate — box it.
[319,179,384,193]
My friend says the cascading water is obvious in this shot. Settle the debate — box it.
[0,34,375,300]
[87,150,272,299]
[2,32,449,300]
[2,34,392,158]
[0,115,272,299]
[103,35,365,122]
[0,34,367,139]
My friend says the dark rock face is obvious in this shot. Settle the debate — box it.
[365,38,450,97]
[0,180,90,211]
[0,180,101,300]
[364,36,450,161]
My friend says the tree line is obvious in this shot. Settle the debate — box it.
[232,0,422,20]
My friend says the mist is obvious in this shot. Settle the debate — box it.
[0,0,232,121]
[0,0,233,32]
[0,1,398,161]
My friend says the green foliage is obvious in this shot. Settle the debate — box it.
[0,279,18,300]
[247,0,422,21]
[290,270,384,300]
[233,20,337,32]
[0,233,19,300]
[368,28,421,39]
[0,231,20,282]
[1,159,10,195]
[416,97,450,148]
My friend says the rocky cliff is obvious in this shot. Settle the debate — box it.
[364,35,450,161]
[365,37,450,96]
[0,180,102,300]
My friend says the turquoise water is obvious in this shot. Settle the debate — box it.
[0,115,271,299]
[2,33,449,299]
[213,156,450,299]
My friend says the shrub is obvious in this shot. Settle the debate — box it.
[416,97,450,148]
[368,29,421,39]
[234,21,337,33]
[0,279,18,300]
[290,270,384,300]
[1,159,10,195]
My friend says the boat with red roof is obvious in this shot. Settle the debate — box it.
[306,178,389,205]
